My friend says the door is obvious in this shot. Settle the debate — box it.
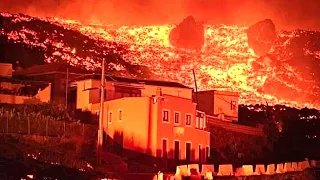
[174,141,180,161]
[199,145,202,163]
[186,142,191,162]
[162,139,168,158]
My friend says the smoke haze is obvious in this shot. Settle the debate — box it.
[1,0,320,30]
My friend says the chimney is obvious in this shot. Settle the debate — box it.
[156,87,162,96]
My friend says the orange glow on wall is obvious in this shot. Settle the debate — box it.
[91,94,210,162]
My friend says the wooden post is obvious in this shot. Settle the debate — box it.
[27,117,30,135]
[97,58,105,165]
[6,116,9,134]
[64,121,66,136]
[46,117,48,137]
[82,123,85,137]
[65,67,69,109]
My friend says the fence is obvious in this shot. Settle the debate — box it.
[0,108,97,139]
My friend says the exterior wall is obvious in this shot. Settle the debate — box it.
[0,83,51,104]
[142,85,192,99]
[213,91,239,121]
[75,79,92,111]
[90,94,210,161]
[35,83,52,103]
[90,80,115,104]
[0,94,30,104]
[0,63,12,77]
[74,79,193,111]
[91,97,154,155]
[197,92,214,115]
[156,94,210,162]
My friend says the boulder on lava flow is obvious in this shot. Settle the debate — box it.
[169,16,204,50]
[247,19,277,56]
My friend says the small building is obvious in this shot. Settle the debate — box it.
[91,95,210,163]
[195,90,240,122]
[72,74,210,164]
[0,63,51,104]
[14,63,91,107]
[72,74,193,111]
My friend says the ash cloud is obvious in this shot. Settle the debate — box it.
[0,0,320,30]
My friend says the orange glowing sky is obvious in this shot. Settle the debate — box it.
[1,0,320,31]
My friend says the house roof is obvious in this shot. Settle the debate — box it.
[72,74,192,89]
[197,90,239,96]
[0,76,50,86]
[14,64,91,76]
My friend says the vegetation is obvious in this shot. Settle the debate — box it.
[0,134,106,179]
[0,103,72,121]
[0,106,97,138]
[238,104,320,162]
[209,125,271,166]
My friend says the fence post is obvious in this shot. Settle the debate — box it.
[27,116,30,135]
[46,117,48,137]
[64,121,66,136]
[82,123,85,137]
[6,116,9,134]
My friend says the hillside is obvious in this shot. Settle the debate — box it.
[1,12,320,109]
[0,13,152,78]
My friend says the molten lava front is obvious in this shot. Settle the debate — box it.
[1,13,320,109]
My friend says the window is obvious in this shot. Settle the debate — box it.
[186,114,191,126]
[206,146,210,158]
[114,86,141,98]
[196,116,200,129]
[108,112,112,123]
[163,110,169,122]
[231,100,237,110]
[174,112,180,124]
[118,110,122,121]
[196,112,206,129]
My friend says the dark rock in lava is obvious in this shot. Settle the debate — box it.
[169,16,204,50]
[247,19,277,56]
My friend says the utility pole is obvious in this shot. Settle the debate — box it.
[64,67,69,135]
[65,67,69,109]
[192,68,199,108]
[97,58,105,165]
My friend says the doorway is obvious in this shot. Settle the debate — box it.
[186,142,191,162]
[162,139,168,158]
[174,141,180,161]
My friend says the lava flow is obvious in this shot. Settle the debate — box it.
[1,13,320,109]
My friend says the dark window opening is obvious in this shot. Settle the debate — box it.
[186,114,191,125]
[163,110,169,122]
[174,112,180,124]
[114,86,141,98]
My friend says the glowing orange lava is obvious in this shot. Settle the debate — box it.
[1,13,318,109]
